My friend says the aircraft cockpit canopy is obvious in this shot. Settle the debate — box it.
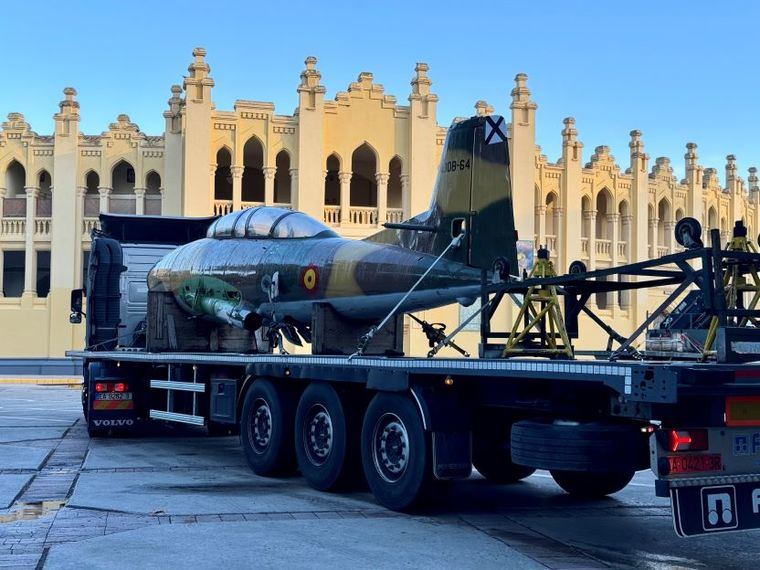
[207,207,339,240]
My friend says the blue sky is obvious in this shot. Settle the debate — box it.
[2,1,758,178]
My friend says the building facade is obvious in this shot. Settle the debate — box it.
[1,48,758,357]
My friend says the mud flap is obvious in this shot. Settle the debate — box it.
[432,431,472,480]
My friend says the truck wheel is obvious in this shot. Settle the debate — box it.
[511,420,649,473]
[361,392,431,511]
[240,379,296,476]
[472,411,535,483]
[551,469,634,498]
[295,383,360,491]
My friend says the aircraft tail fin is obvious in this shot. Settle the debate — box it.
[366,115,518,275]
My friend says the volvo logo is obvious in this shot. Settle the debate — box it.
[92,419,134,427]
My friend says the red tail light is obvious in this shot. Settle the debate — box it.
[668,429,708,452]
[93,382,129,393]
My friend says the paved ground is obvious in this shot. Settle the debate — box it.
[1,384,759,569]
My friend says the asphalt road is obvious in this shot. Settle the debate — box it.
[1,383,758,569]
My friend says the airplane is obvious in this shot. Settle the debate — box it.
[147,114,518,345]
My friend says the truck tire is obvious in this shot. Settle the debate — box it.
[295,383,360,491]
[240,379,296,476]
[361,392,431,511]
[472,410,535,483]
[511,420,648,473]
[551,469,634,498]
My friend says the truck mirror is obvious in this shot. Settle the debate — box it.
[70,289,84,324]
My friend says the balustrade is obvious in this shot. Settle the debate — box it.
[34,218,52,238]
[323,206,340,225]
[349,206,378,226]
[385,208,404,224]
[213,200,233,216]
[0,218,25,239]
[595,239,612,257]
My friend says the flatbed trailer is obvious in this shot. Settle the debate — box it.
[67,214,760,537]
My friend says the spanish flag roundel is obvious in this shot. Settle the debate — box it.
[301,266,319,292]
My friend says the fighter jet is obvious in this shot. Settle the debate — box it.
[148,115,518,343]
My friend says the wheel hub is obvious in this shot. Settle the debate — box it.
[250,398,272,453]
[373,413,409,483]
[304,404,333,466]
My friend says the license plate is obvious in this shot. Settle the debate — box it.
[672,482,760,537]
[95,392,133,401]
[667,454,722,475]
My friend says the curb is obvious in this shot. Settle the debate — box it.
[0,377,83,386]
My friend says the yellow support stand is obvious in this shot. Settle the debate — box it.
[703,221,760,357]
[503,247,574,359]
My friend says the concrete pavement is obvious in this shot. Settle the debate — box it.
[2,383,759,569]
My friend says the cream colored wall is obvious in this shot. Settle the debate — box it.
[1,47,759,358]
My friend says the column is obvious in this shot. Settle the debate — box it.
[535,205,546,250]
[400,174,410,219]
[609,213,620,266]
[553,207,563,268]
[509,73,537,237]
[586,210,597,270]
[665,221,676,253]
[23,186,39,298]
[0,244,3,297]
[263,167,276,206]
[560,118,583,273]
[98,187,111,213]
[230,165,243,210]
[339,171,352,224]
[0,187,5,219]
[288,169,298,207]
[74,188,86,279]
[609,213,620,313]
[649,218,658,258]
[134,187,146,215]
[375,172,389,225]
[621,214,633,263]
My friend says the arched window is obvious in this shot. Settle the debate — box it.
[350,143,377,207]
[242,137,264,203]
[707,206,717,230]
[37,170,52,216]
[84,171,100,216]
[595,189,612,239]
[675,208,684,222]
[657,199,671,247]
[545,192,558,236]
[145,171,162,215]
[388,156,403,209]
[324,154,341,206]
[111,160,136,214]
[274,150,291,204]
[214,147,233,203]
[3,161,26,217]
[581,196,591,240]
[4,160,25,197]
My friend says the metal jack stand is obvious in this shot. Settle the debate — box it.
[503,247,574,358]
[703,221,760,357]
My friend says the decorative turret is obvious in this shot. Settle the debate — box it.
[297,56,326,111]
[510,73,536,112]
[629,130,649,173]
[409,63,437,118]
[726,154,739,190]
[410,63,432,97]
[184,47,214,103]
[163,85,183,134]
[54,87,80,136]
[749,167,759,204]
[474,100,494,117]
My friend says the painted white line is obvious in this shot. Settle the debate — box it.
[530,472,653,488]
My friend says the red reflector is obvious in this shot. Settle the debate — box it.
[668,429,708,452]
[726,396,760,426]
[95,383,109,393]
[113,383,128,393]
[667,453,722,474]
